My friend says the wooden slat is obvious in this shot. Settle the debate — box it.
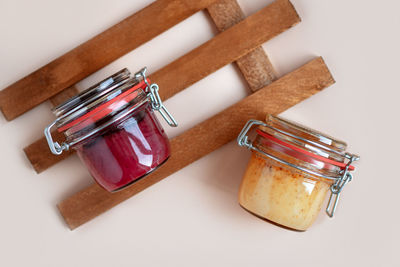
[207,0,277,90]
[235,47,277,90]
[49,86,79,107]
[152,0,299,100]
[24,131,75,173]
[23,86,80,173]
[207,0,244,31]
[0,0,220,121]
[58,57,335,229]
[24,0,300,173]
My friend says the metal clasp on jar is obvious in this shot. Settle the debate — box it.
[134,67,178,127]
[325,153,359,217]
[44,119,70,155]
[237,119,360,218]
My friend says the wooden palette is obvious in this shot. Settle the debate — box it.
[0,0,335,229]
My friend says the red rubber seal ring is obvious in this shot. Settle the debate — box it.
[256,129,355,171]
[58,80,148,133]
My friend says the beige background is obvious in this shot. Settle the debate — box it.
[0,0,399,266]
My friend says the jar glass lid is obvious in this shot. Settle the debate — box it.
[237,115,359,180]
[53,69,148,131]
[53,69,131,118]
[261,114,348,163]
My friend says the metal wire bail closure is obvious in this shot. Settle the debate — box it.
[325,153,359,217]
[135,67,178,127]
[237,119,359,218]
[44,67,178,156]
[44,120,70,155]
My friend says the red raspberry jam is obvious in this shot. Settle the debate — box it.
[75,104,170,192]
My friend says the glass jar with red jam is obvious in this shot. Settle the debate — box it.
[237,115,359,231]
[45,68,177,192]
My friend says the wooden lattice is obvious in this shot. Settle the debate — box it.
[0,0,334,229]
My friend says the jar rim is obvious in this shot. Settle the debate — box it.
[53,68,131,118]
[58,80,148,133]
[237,116,359,181]
[262,115,348,162]
[52,69,151,147]
[52,69,149,133]
[65,97,149,148]
[255,128,355,172]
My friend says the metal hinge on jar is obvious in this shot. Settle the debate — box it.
[325,153,359,217]
[134,67,178,127]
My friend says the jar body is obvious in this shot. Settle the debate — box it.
[239,152,331,231]
[73,103,170,192]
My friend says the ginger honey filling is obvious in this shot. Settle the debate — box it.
[237,115,359,231]
[239,153,331,231]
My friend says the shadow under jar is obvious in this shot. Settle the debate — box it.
[44,68,177,192]
[237,115,359,231]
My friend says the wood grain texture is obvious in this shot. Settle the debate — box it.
[152,0,299,100]
[23,130,75,173]
[23,0,300,173]
[207,0,245,31]
[49,86,79,107]
[23,86,80,173]
[58,57,335,230]
[0,0,220,121]
[207,0,278,91]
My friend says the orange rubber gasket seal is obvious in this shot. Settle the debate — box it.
[58,80,148,133]
[256,129,355,171]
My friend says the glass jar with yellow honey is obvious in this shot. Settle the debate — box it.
[237,115,359,231]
